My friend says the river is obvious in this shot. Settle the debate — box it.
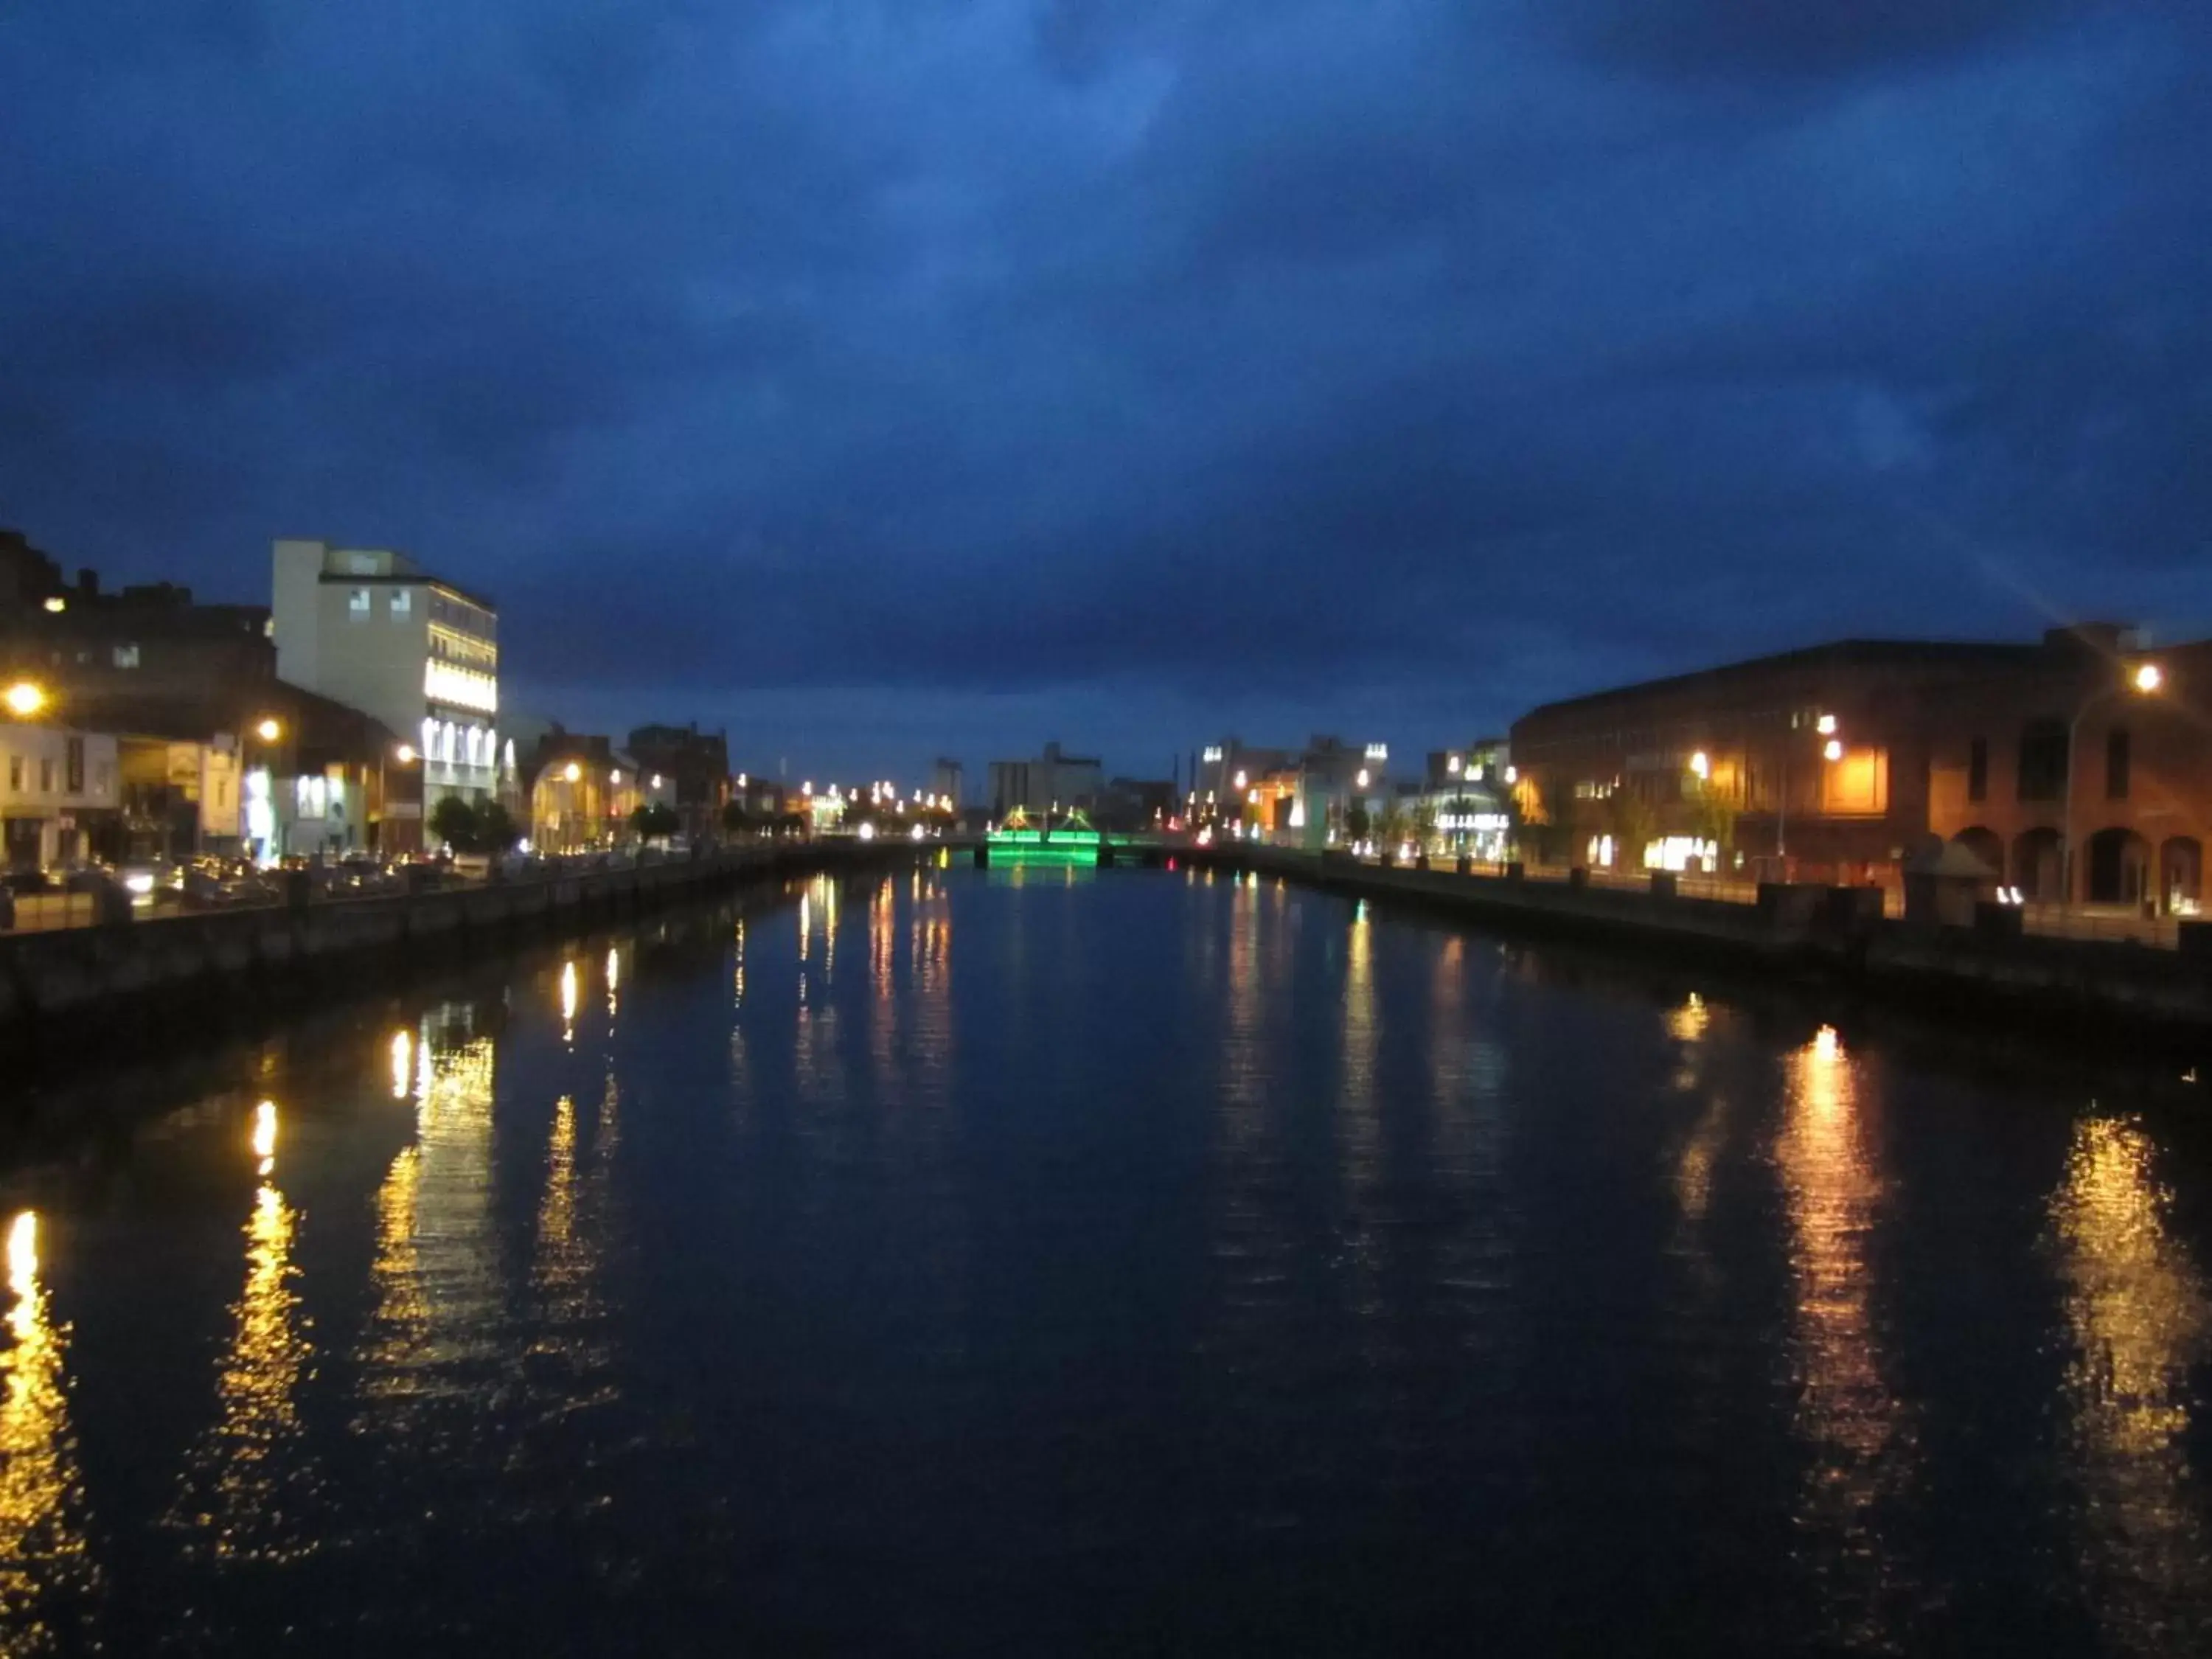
[4,862,2211,1654]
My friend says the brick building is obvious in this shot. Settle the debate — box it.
[1509,625,2209,906]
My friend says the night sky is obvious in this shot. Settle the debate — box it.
[4,2,2208,784]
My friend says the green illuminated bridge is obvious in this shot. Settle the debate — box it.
[976,808,1166,868]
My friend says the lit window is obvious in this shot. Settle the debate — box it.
[349,588,372,616]
[112,643,140,669]
[391,589,412,617]
[7,756,19,791]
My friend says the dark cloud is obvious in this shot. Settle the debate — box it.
[1,1,2208,778]
[1543,0,2103,80]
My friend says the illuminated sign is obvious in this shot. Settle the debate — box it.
[1363,743,1388,761]
[1202,746,1224,764]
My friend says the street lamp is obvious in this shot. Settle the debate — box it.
[563,762,582,783]
[255,717,282,743]
[2062,660,2164,906]
[3,681,46,718]
[1775,712,1838,868]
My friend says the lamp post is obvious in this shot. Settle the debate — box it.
[4,681,47,719]
[1773,712,1840,875]
[2061,661,2163,908]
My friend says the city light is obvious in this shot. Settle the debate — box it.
[1815,713,1837,736]
[910,823,926,841]
[1234,770,1248,789]
[1690,751,1710,779]
[1447,754,1461,775]
[251,1099,277,1174]
[1355,768,1370,788]
[1504,765,1517,784]
[803,781,813,796]
[255,717,282,742]
[610,770,622,785]
[41,596,65,613]
[563,762,582,782]
[856,821,877,841]
[1823,738,1845,762]
[395,744,417,764]
[651,774,663,789]
[4,681,48,717]
[2134,661,2164,694]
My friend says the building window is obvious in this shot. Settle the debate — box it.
[2017,718,2067,802]
[94,762,112,795]
[113,643,141,669]
[64,737,83,796]
[39,758,54,793]
[391,588,412,617]
[2107,728,2131,801]
[349,588,372,617]
[7,756,18,792]
[1967,737,1987,803]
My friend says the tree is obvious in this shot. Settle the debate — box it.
[476,801,521,853]
[428,794,478,852]
[720,799,752,837]
[1606,789,1658,870]
[1686,776,1739,864]
[429,796,520,855]
[780,810,810,839]
[1344,804,1371,842]
[631,801,680,842]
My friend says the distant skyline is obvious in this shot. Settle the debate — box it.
[5,3,2208,782]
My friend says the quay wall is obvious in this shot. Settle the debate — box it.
[1189,845,2212,1042]
[0,842,922,1048]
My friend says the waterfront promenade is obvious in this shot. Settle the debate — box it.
[0,837,930,1047]
[1189,843,2212,1043]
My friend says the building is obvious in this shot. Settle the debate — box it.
[987,742,1103,819]
[627,722,730,844]
[272,538,509,841]
[1923,626,2212,908]
[1,720,119,869]
[1099,776,1175,832]
[930,758,964,810]
[522,729,658,852]
[1509,625,2212,902]
[3,528,277,709]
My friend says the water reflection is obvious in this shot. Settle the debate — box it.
[169,1105,316,1562]
[389,1029,413,1100]
[0,1212,98,1651]
[358,1007,501,1406]
[1777,1025,1910,1637]
[2048,1116,2212,1648]
[560,959,580,1046]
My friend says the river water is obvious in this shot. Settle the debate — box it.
[4,863,2212,1655]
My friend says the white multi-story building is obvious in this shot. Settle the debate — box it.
[1,723,119,868]
[271,539,511,825]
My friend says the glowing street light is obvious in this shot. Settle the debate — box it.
[1233,770,1248,790]
[2062,660,2166,905]
[394,744,417,765]
[254,717,282,742]
[3,681,46,718]
[563,762,582,783]
[1689,751,1710,780]
[1355,768,1370,789]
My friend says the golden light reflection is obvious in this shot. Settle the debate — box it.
[1777,1024,1908,1611]
[169,1181,314,1561]
[1667,992,1709,1043]
[733,918,747,1010]
[358,1017,498,1411]
[251,1099,277,1176]
[560,959,579,1043]
[389,1029,414,1099]
[605,946,621,1022]
[2048,1116,2212,1632]
[0,1209,100,1642]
